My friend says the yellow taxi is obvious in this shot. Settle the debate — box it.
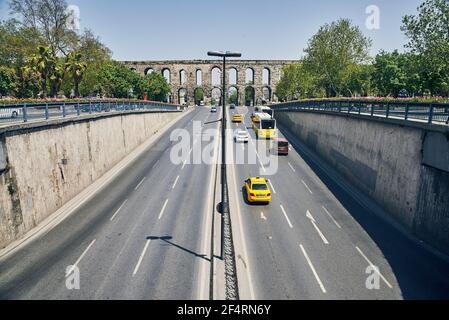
[245,177,272,204]
[232,114,244,123]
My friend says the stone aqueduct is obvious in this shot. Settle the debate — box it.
[123,60,296,106]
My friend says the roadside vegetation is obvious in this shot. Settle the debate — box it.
[0,0,171,102]
[276,0,449,102]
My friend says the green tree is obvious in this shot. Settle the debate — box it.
[49,62,65,97]
[372,51,408,97]
[65,51,87,97]
[26,45,56,98]
[93,62,145,98]
[229,91,238,105]
[145,72,171,102]
[195,87,205,105]
[402,0,449,95]
[9,0,77,56]
[276,63,318,101]
[303,19,372,97]
[0,66,18,97]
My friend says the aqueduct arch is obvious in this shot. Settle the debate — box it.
[123,59,296,105]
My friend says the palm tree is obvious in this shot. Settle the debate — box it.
[50,63,65,98]
[27,46,56,98]
[65,51,87,98]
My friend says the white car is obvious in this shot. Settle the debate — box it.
[211,106,217,113]
[234,130,249,143]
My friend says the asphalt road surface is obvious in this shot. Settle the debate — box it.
[0,106,448,300]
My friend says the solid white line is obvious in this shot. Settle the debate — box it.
[280,205,293,229]
[110,199,128,221]
[288,162,296,173]
[67,239,96,275]
[306,210,329,244]
[268,180,277,194]
[300,244,327,294]
[133,239,151,276]
[158,199,169,220]
[322,206,342,229]
[134,177,146,191]
[356,246,393,289]
[172,175,180,189]
[302,180,313,195]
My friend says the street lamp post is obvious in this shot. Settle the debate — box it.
[207,51,242,213]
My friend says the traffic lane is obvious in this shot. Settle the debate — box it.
[230,112,399,299]
[278,123,449,299]
[229,117,328,299]
[86,107,217,299]
[0,107,202,299]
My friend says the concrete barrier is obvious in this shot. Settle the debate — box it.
[275,110,449,255]
[0,110,184,249]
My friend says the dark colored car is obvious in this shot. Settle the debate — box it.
[276,138,289,155]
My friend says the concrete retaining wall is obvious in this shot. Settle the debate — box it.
[276,110,449,255]
[0,111,183,249]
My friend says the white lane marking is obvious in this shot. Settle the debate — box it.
[280,205,293,229]
[299,244,327,294]
[246,131,267,172]
[182,159,187,170]
[302,180,313,195]
[356,246,393,289]
[261,212,267,221]
[268,180,277,194]
[67,239,96,275]
[288,162,296,173]
[152,160,160,169]
[172,175,180,189]
[134,177,146,191]
[322,206,342,229]
[110,199,128,221]
[306,210,329,245]
[133,239,151,276]
[158,199,169,220]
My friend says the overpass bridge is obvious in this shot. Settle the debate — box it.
[0,101,448,300]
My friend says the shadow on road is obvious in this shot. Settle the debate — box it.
[146,236,210,262]
[279,125,449,300]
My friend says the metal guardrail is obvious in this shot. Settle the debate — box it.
[271,100,449,125]
[0,100,184,125]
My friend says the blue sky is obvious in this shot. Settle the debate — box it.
[0,0,423,61]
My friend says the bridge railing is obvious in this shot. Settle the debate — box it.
[271,100,449,125]
[0,100,184,125]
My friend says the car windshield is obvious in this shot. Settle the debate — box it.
[238,132,247,136]
[261,120,276,129]
[252,183,268,191]
[278,141,289,147]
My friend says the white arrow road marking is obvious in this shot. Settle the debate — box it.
[307,210,329,245]
[261,212,267,221]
